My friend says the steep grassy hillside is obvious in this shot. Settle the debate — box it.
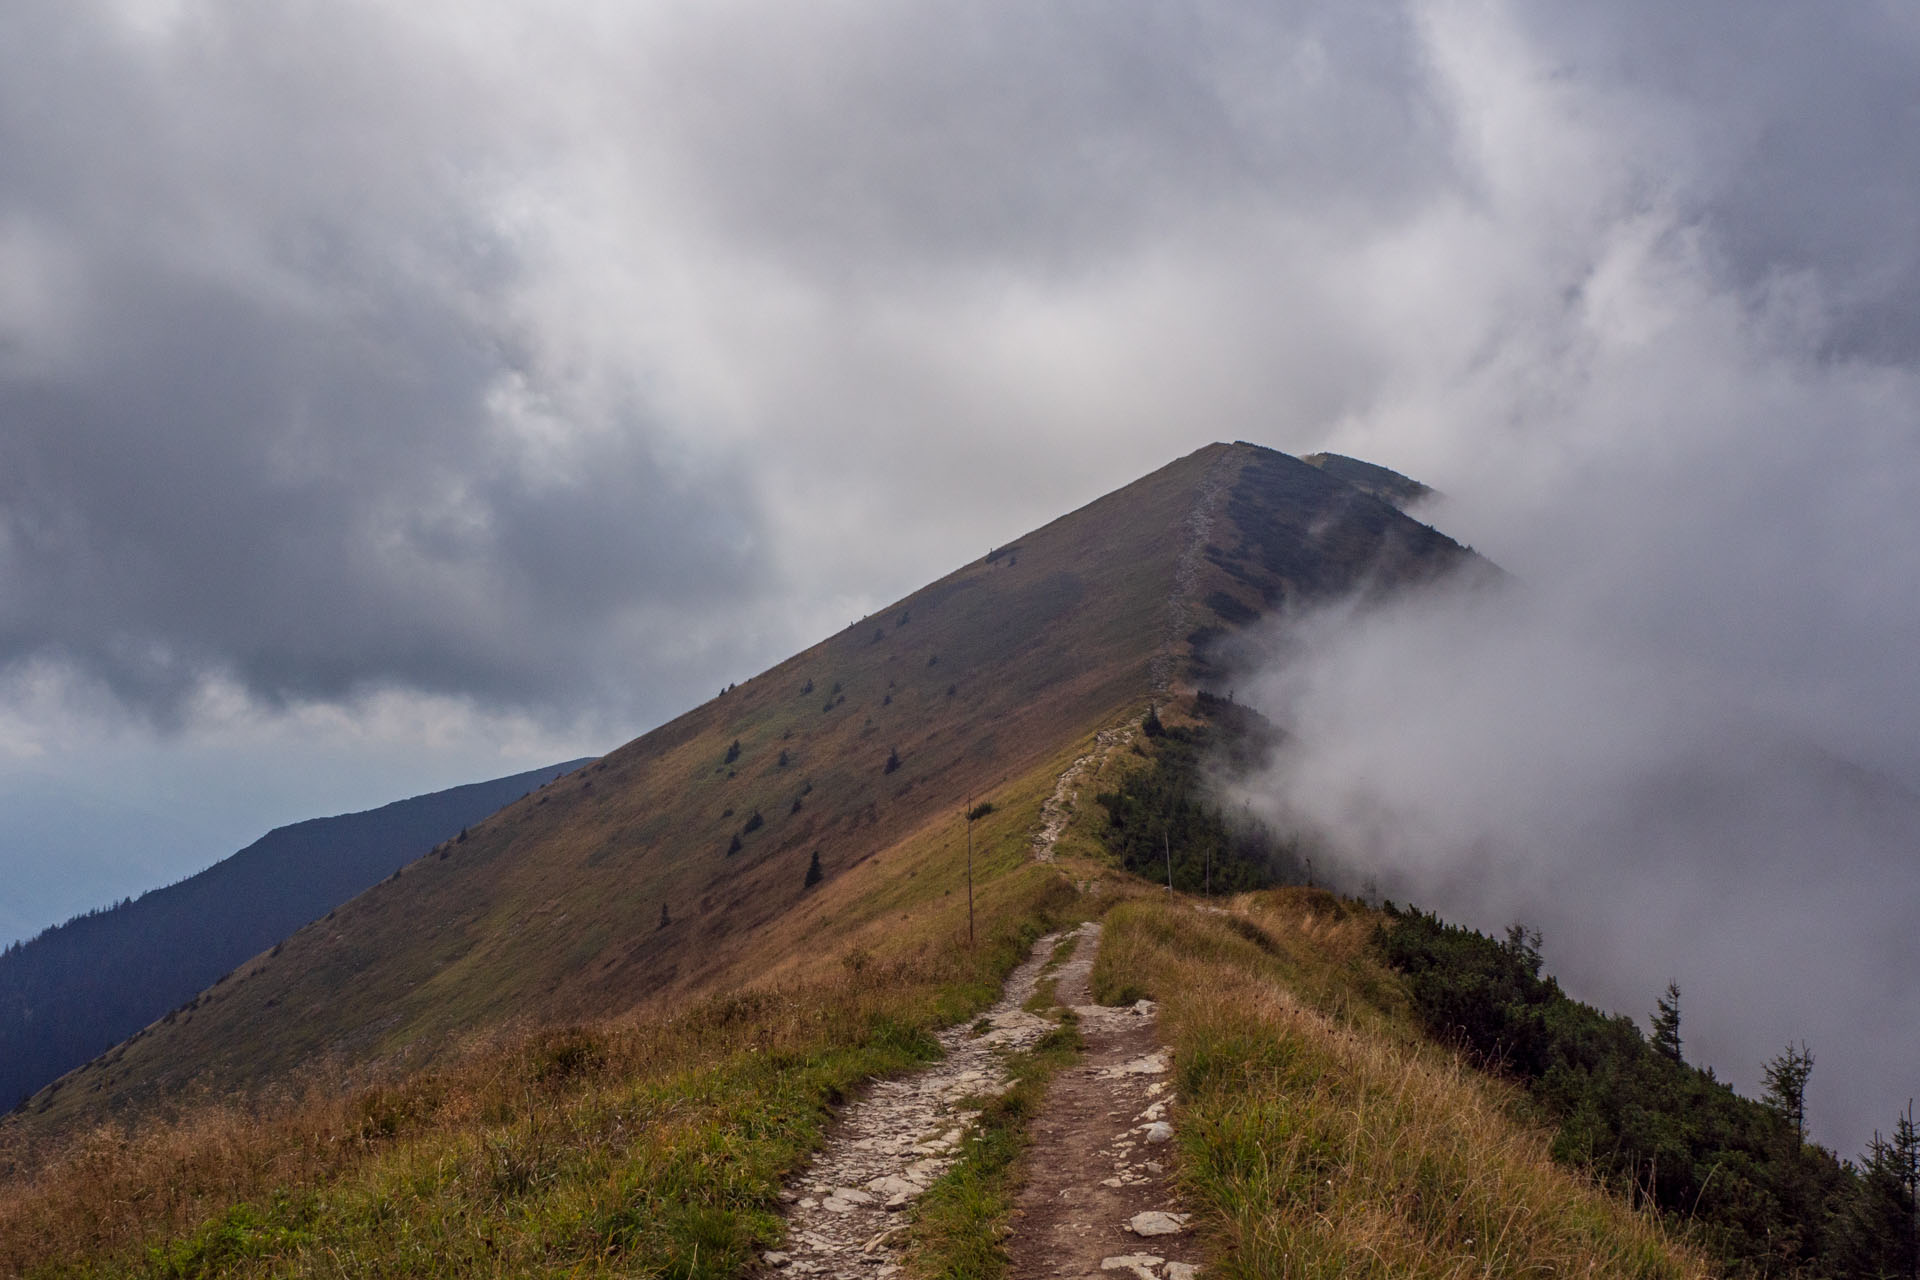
[0,761,591,1115]
[1090,888,1714,1280]
[0,833,1721,1280]
[9,442,1474,1142]
[0,734,1106,1277]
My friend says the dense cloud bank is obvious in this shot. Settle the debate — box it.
[3,2,1917,731]
[0,2,1915,1147]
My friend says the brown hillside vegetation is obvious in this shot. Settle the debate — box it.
[0,443,1718,1280]
[11,441,1469,1136]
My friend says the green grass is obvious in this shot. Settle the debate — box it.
[1096,890,1713,1280]
[908,1022,1085,1279]
[2,879,1082,1279]
[1021,931,1083,1014]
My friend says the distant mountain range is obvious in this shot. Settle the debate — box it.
[0,759,592,1114]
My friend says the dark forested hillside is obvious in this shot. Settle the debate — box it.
[1376,907,1918,1277]
[0,759,592,1113]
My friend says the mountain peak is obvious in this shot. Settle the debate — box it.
[15,442,1474,1130]
[1300,450,1435,509]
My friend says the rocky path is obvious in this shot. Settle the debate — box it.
[768,932,1066,1276]
[1008,923,1199,1280]
[1032,728,1133,864]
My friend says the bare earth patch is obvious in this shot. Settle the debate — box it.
[1008,922,1200,1280]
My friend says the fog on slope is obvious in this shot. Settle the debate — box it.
[1235,403,1920,1161]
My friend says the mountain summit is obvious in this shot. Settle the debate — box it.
[19,442,1471,1129]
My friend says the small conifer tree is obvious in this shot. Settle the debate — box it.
[1763,1041,1816,1142]
[724,739,740,764]
[1142,704,1165,737]
[658,902,671,929]
[1651,982,1683,1062]
[805,850,823,889]
[727,833,742,855]
[884,747,901,774]
[1501,922,1543,976]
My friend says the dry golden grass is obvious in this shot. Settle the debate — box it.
[16,444,1227,1141]
[0,871,1084,1278]
[1094,890,1716,1280]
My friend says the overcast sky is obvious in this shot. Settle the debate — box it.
[1,0,1915,1151]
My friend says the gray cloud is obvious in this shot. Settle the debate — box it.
[0,2,773,723]
[0,1,1915,1152]
[1214,8,1920,1161]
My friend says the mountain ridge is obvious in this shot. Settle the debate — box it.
[0,759,594,1115]
[12,441,1473,1133]
[20,441,1895,1279]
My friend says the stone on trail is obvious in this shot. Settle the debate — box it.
[762,1251,791,1267]
[1101,1254,1166,1280]
[1164,1263,1201,1280]
[1143,1121,1174,1144]
[1125,1210,1192,1236]
[1102,1050,1171,1078]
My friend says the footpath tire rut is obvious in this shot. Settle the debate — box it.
[1008,923,1198,1280]
[768,932,1066,1276]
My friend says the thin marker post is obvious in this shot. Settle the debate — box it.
[965,796,976,947]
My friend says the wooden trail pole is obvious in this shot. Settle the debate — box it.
[1165,830,1173,895]
[965,795,976,947]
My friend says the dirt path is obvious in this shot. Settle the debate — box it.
[1032,728,1133,864]
[1008,923,1200,1280]
[768,932,1067,1276]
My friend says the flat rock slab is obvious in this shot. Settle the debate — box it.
[1005,922,1203,1280]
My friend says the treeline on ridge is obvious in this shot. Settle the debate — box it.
[1095,697,1306,895]
[1099,699,1915,1276]
[1377,907,1918,1278]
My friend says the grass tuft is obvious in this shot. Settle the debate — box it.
[0,880,1080,1279]
[908,1023,1084,1280]
[1099,889,1713,1280]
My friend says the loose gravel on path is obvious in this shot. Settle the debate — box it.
[1007,923,1200,1280]
[1032,729,1133,864]
[768,931,1067,1276]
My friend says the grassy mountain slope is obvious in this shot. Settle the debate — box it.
[0,846,1719,1279]
[0,443,1732,1280]
[15,442,1471,1135]
[1093,889,1713,1280]
[0,761,591,1115]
